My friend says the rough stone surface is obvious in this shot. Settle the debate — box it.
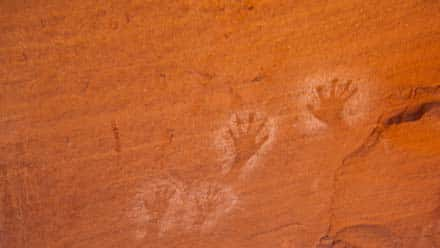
[1,1,439,247]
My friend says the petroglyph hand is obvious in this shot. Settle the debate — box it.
[193,184,223,226]
[307,79,358,127]
[144,184,176,224]
[222,112,270,182]
[228,112,269,163]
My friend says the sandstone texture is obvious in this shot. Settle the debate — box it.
[1,1,439,247]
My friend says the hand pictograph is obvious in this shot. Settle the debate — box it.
[307,79,358,127]
[193,184,223,227]
[144,184,176,224]
[223,112,269,182]
[228,112,269,163]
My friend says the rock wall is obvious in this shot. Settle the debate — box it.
[1,0,439,247]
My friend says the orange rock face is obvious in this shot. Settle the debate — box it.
[1,1,439,247]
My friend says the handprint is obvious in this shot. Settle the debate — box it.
[307,79,358,127]
[193,184,224,227]
[191,182,238,233]
[228,112,269,162]
[144,183,177,225]
[224,112,269,182]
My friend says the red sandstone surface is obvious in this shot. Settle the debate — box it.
[1,1,439,247]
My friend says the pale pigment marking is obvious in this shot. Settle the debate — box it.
[129,179,239,238]
[163,182,238,234]
[128,178,184,239]
[295,71,374,134]
[158,186,193,236]
[213,129,236,175]
[298,84,328,132]
[214,111,277,178]
[342,83,371,127]
[129,182,158,240]
[241,116,278,179]
[188,182,239,233]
